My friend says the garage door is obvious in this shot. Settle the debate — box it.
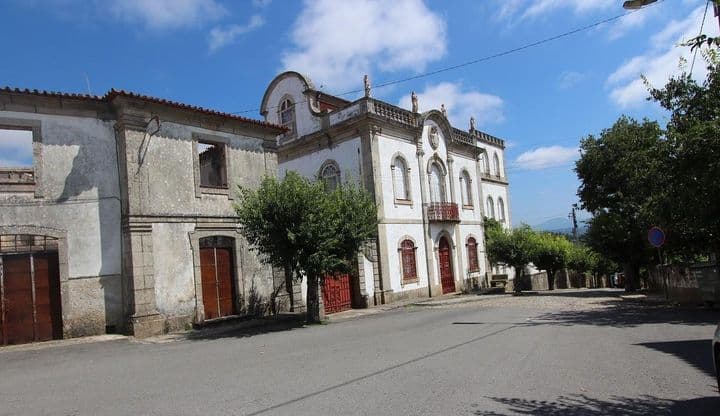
[1,252,62,346]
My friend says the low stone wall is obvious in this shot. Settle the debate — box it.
[648,264,704,305]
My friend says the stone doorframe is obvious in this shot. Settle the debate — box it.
[433,229,458,287]
[0,225,69,337]
[188,228,245,323]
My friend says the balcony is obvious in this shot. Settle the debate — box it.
[425,202,460,222]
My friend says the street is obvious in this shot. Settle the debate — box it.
[1,289,718,415]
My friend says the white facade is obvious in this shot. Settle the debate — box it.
[262,72,513,306]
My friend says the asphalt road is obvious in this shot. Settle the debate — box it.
[1,289,719,415]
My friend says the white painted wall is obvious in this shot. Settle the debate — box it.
[279,137,361,181]
[362,254,374,299]
[482,182,510,226]
[376,135,422,221]
[383,223,429,292]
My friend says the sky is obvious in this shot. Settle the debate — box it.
[1,0,718,227]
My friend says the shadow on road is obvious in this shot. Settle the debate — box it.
[524,289,626,299]
[636,339,716,378]
[473,394,720,415]
[185,316,307,341]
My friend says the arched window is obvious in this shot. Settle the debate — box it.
[498,197,506,222]
[466,237,479,272]
[487,196,495,219]
[392,156,410,201]
[279,98,296,135]
[429,163,446,203]
[400,239,417,283]
[460,170,473,207]
[493,152,501,177]
[483,153,490,175]
[319,161,340,191]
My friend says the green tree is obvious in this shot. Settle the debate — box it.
[647,52,720,258]
[485,223,536,293]
[235,172,377,323]
[575,117,664,292]
[531,233,572,290]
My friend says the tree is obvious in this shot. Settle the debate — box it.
[647,52,720,258]
[235,172,377,323]
[485,223,536,293]
[531,233,572,290]
[575,117,664,292]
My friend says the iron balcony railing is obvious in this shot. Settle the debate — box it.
[425,202,460,222]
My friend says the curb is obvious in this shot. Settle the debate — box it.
[411,293,512,307]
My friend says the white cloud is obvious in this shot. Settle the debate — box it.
[515,146,578,170]
[209,15,265,52]
[397,82,504,128]
[558,70,587,89]
[282,0,446,91]
[0,129,33,168]
[607,5,719,108]
[109,0,226,30]
[496,0,614,21]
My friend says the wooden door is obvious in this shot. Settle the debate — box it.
[200,247,235,320]
[322,273,352,314]
[439,237,456,294]
[1,253,62,346]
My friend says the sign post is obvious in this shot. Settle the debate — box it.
[648,226,666,300]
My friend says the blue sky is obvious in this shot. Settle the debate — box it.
[1,0,717,226]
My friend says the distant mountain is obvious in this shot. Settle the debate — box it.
[534,217,572,232]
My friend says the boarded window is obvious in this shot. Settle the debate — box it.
[461,170,472,206]
[392,156,409,200]
[198,141,227,188]
[487,196,495,219]
[400,239,417,282]
[429,163,445,203]
[493,152,501,177]
[498,197,506,222]
[467,237,479,272]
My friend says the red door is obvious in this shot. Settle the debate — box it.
[323,273,352,314]
[200,247,236,320]
[439,237,456,294]
[1,253,62,346]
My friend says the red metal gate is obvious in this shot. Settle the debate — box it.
[439,237,456,294]
[322,273,351,314]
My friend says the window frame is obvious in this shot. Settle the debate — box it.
[391,154,412,205]
[318,160,341,191]
[466,236,480,272]
[486,196,495,219]
[399,238,419,284]
[0,118,43,197]
[493,152,502,178]
[428,161,447,203]
[192,132,232,199]
[460,169,473,209]
[498,197,506,222]
[278,95,297,138]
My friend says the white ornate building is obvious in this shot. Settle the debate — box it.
[261,72,512,311]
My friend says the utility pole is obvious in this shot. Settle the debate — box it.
[569,203,578,242]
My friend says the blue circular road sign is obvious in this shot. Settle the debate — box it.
[648,226,665,248]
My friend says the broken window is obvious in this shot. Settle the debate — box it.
[197,141,227,188]
[0,127,34,185]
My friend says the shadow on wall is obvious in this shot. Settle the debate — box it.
[472,395,720,415]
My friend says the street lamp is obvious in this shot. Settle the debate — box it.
[622,0,657,9]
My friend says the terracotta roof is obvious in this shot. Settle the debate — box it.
[1,86,285,131]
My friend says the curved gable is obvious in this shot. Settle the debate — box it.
[260,71,315,117]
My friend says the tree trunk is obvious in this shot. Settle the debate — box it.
[514,267,523,293]
[284,261,295,312]
[547,269,556,290]
[306,274,321,323]
[623,263,640,293]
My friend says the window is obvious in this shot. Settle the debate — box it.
[487,196,495,219]
[198,141,227,188]
[392,156,410,201]
[466,237,479,272]
[493,152,501,177]
[483,153,490,175]
[0,124,38,194]
[429,163,446,203]
[320,161,340,191]
[279,98,295,135]
[498,197,506,222]
[400,239,417,283]
[460,170,472,207]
